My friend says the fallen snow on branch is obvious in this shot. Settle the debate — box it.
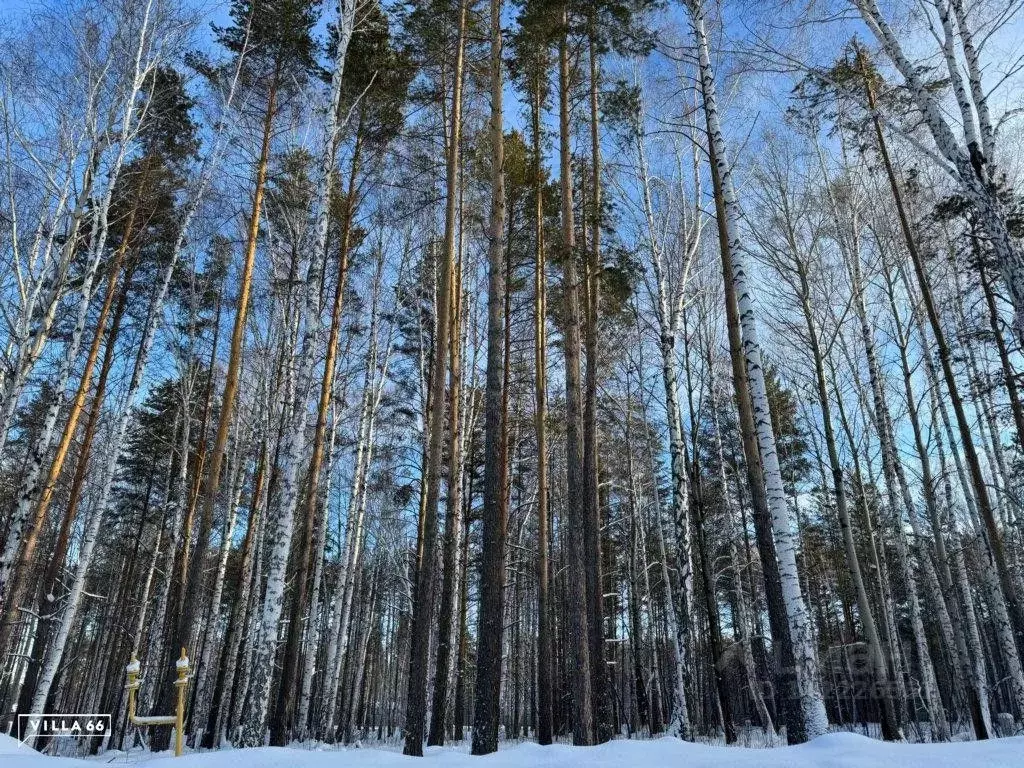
[3,732,1024,768]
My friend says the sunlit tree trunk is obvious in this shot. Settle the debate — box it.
[0,0,157,613]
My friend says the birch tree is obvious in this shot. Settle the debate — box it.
[683,0,830,739]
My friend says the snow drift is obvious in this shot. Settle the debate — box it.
[2,733,1024,768]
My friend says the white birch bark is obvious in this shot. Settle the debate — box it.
[343,562,380,742]
[0,179,77,458]
[0,0,158,608]
[633,86,699,739]
[294,396,342,741]
[933,0,982,160]
[0,65,108,459]
[29,232,181,713]
[140,385,193,713]
[191,436,248,743]
[915,279,1024,722]
[119,521,164,749]
[18,21,243,713]
[237,0,357,744]
[847,241,947,738]
[321,266,393,737]
[223,435,272,744]
[948,0,994,165]
[683,0,829,737]
[851,0,1024,339]
[973,529,1024,718]
[950,512,993,734]
[708,371,774,733]
[633,336,691,740]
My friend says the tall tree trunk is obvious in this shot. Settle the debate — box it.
[0,154,97,464]
[631,314,691,741]
[583,31,613,746]
[0,0,157,613]
[858,46,1024,652]
[177,71,279,687]
[0,185,143,659]
[273,119,362,745]
[27,209,185,715]
[558,2,594,745]
[207,435,267,748]
[707,370,773,734]
[793,256,902,740]
[239,1,356,736]
[428,212,467,748]
[531,81,554,747]
[633,99,695,739]
[471,0,507,749]
[977,255,1024,450]
[685,0,828,740]
[851,1,1024,340]
[403,0,467,754]
[884,261,988,739]
[321,248,390,739]
[13,261,135,716]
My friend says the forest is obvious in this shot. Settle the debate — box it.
[0,0,1023,761]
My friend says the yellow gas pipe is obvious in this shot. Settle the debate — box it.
[125,647,190,757]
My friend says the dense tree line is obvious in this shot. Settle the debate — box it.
[1,0,1023,755]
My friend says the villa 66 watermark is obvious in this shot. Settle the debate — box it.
[15,713,110,746]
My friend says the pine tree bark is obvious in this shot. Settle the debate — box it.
[321,251,390,738]
[531,80,554,747]
[13,261,135,716]
[178,71,279,688]
[0,0,156,614]
[884,261,988,739]
[686,0,828,739]
[557,2,594,744]
[207,437,267,748]
[428,220,466,748]
[851,1,1024,340]
[27,205,185,716]
[273,121,361,746]
[0,188,142,659]
[977,238,1024,451]
[471,0,507,752]
[403,0,467,754]
[582,32,613,745]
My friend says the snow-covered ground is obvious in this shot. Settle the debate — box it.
[3,733,1024,768]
